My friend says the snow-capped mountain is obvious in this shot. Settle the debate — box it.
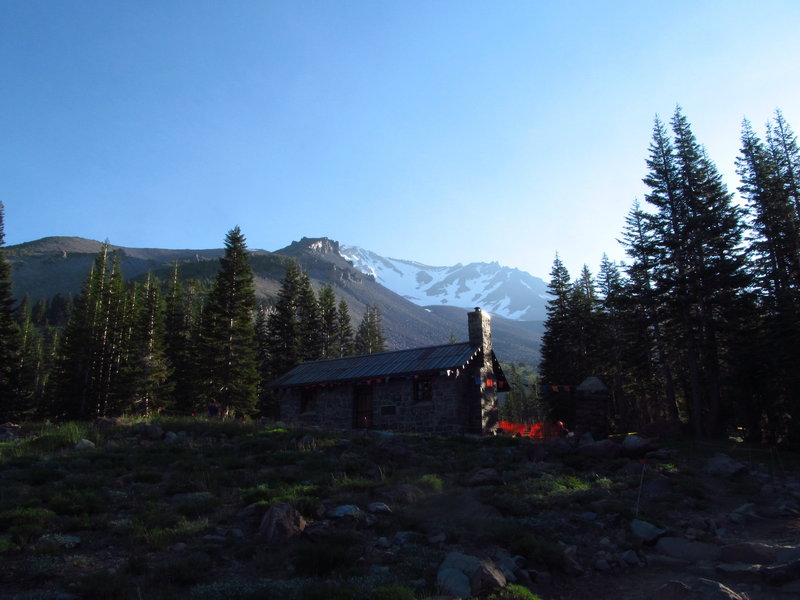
[340,245,549,321]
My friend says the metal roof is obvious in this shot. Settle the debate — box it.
[269,342,481,388]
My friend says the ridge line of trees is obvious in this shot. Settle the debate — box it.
[540,107,800,444]
[0,221,385,421]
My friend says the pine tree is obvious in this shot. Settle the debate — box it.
[16,298,45,418]
[335,298,355,357]
[618,201,680,429]
[123,274,172,415]
[737,114,800,441]
[317,285,338,359]
[638,108,751,437]
[54,244,111,418]
[266,260,303,378]
[0,202,22,420]
[539,255,577,387]
[199,226,259,415]
[164,264,202,414]
[297,271,322,362]
[355,305,386,354]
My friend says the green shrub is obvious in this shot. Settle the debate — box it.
[0,507,57,544]
[373,584,416,600]
[49,488,104,515]
[416,474,443,493]
[489,583,542,600]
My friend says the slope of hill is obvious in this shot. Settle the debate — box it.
[5,236,541,363]
[339,245,549,321]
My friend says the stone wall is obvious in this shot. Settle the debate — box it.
[279,360,498,435]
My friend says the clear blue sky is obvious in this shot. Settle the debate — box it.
[2,1,799,279]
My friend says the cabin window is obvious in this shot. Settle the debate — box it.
[414,377,433,403]
[300,390,316,413]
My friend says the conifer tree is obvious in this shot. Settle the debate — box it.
[355,304,386,354]
[317,285,338,359]
[199,226,259,415]
[737,114,800,440]
[539,255,576,387]
[0,201,22,420]
[123,274,172,415]
[164,265,202,414]
[335,298,355,357]
[297,271,322,362]
[639,108,751,436]
[266,260,303,378]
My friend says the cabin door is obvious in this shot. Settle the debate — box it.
[354,385,373,429]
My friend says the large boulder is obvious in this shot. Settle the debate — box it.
[655,537,722,562]
[258,502,306,545]
[436,551,507,597]
[703,453,746,477]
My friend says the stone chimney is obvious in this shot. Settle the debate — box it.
[468,307,492,354]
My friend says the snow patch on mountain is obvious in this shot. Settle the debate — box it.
[339,245,548,321]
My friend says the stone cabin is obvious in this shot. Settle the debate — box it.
[269,308,508,435]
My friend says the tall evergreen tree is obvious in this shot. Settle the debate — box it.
[737,114,800,441]
[638,108,751,437]
[266,260,303,378]
[355,305,386,354]
[199,226,259,415]
[297,271,322,362]
[335,298,355,357]
[54,244,112,418]
[123,274,172,415]
[317,285,338,359]
[0,202,22,420]
[164,265,202,414]
[539,255,577,387]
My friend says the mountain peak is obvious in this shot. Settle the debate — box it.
[340,245,548,321]
[277,237,341,257]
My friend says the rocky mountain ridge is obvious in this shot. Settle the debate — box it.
[339,245,549,322]
[4,236,544,365]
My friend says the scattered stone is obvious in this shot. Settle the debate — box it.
[653,580,692,600]
[465,467,503,486]
[621,434,657,457]
[595,558,611,572]
[704,453,746,477]
[715,562,763,583]
[74,439,95,449]
[201,534,227,545]
[545,437,572,456]
[693,578,748,599]
[576,439,621,459]
[367,502,392,514]
[258,502,306,545]
[763,558,800,586]
[655,537,722,562]
[427,532,446,544]
[720,541,779,564]
[135,423,164,441]
[394,531,424,545]
[631,519,667,544]
[375,536,391,549]
[620,549,641,566]
[436,551,507,598]
[325,504,361,519]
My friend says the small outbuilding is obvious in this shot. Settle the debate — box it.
[269,308,508,435]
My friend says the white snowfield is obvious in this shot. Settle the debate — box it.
[339,245,548,322]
